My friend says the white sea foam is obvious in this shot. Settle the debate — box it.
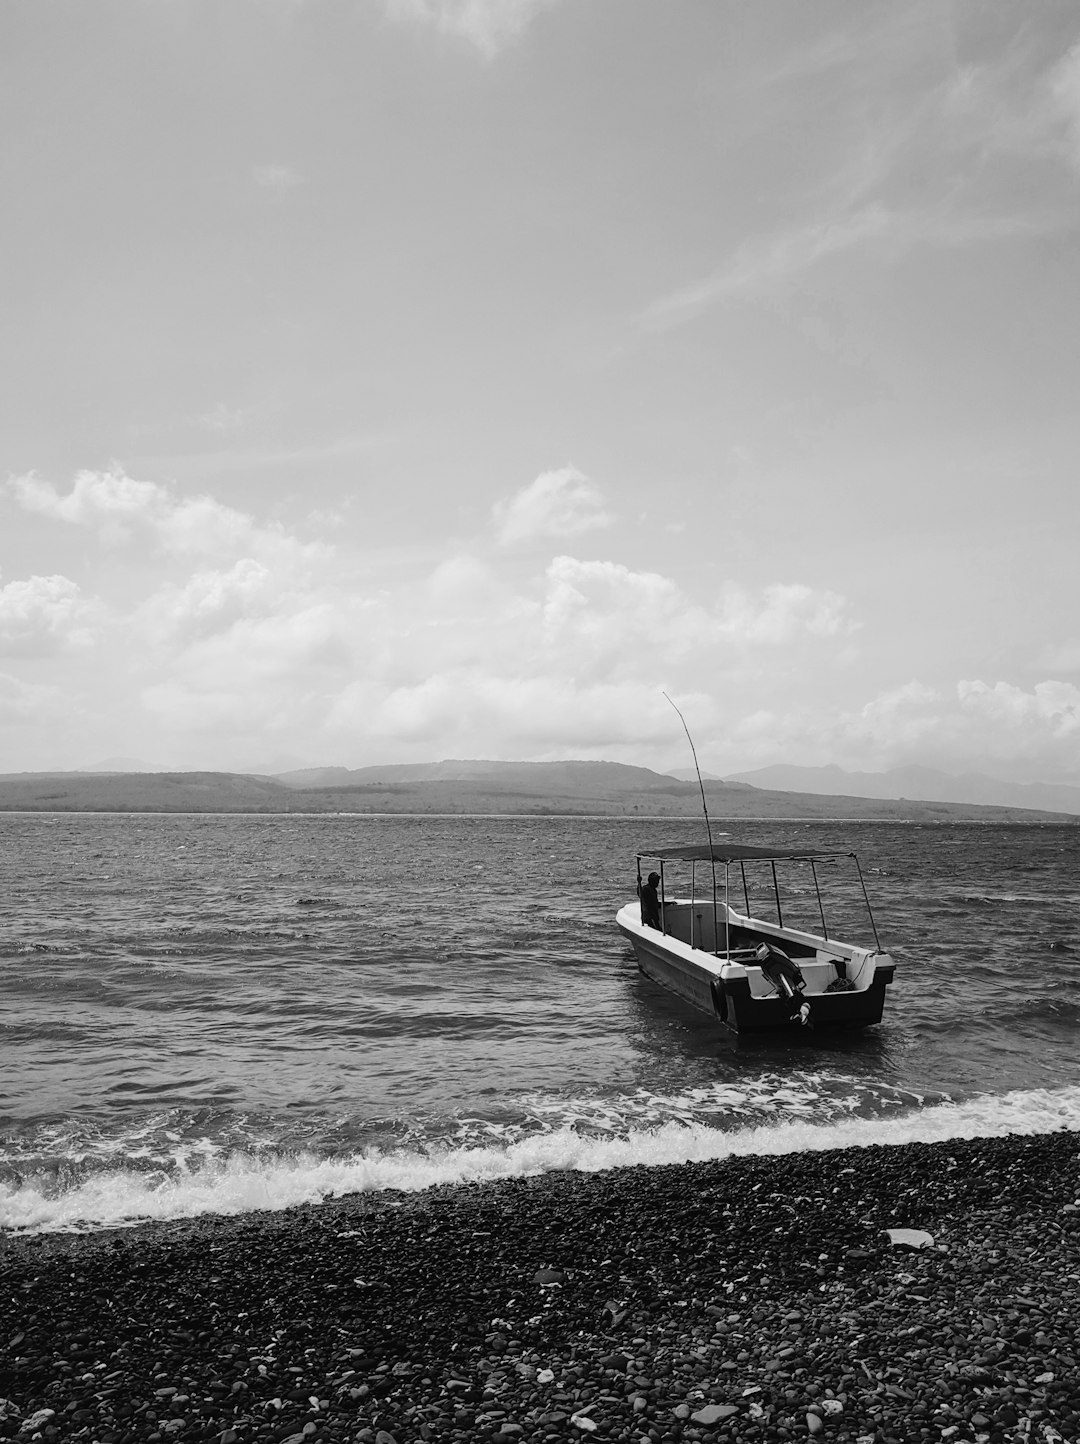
[3,1083,1080,1235]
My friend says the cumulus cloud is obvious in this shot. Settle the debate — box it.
[7,468,327,569]
[319,556,858,760]
[958,678,1080,741]
[899,678,1080,780]
[107,523,856,764]
[538,557,710,678]
[0,574,94,657]
[722,583,852,644]
[329,670,682,754]
[13,467,1074,783]
[493,467,611,545]
[11,469,161,531]
[425,555,505,612]
[138,560,278,643]
[334,554,853,707]
[139,600,357,739]
[727,678,1080,783]
[543,556,683,631]
[538,559,853,675]
[385,0,562,60]
[144,598,354,691]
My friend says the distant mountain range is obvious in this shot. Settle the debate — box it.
[725,763,1080,818]
[273,758,679,793]
[66,756,1080,815]
[0,758,1077,822]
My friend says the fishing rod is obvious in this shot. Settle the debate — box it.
[663,692,725,955]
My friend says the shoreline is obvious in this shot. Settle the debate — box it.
[3,811,1078,825]
[3,1131,1079,1443]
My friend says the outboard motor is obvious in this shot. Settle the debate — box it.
[755,942,811,1026]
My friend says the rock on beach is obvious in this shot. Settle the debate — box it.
[2,1131,1080,1444]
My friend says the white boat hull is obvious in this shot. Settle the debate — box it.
[616,899,894,1034]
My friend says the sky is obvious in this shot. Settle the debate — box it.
[2,0,1080,783]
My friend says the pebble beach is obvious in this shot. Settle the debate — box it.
[3,1130,1079,1444]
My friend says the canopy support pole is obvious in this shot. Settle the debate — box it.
[852,853,883,951]
[810,858,828,940]
[771,860,784,929]
[724,862,730,956]
[690,860,696,949]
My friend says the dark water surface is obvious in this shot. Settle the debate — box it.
[2,814,1078,1231]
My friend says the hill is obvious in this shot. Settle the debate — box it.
[0,771,292,812]
[274,758,677,794]
[0,760,1077,821]
[727,763,1080,817]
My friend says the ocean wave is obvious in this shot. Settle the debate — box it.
[3,1083,1079,1235]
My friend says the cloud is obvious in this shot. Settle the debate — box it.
[539,558,853,673]
[139,601,357,736]
[385,0,561,60]
[640,209,892,327]
[721,582,852,645]
[1035,640,1080,673]
[425,554,506,612]
[723,678,1080,783]
[252,163,302,194]
[0,573,94,657]
[196,402,252,434]
[0,670,66,727]
[356,554,852,699]
[107,516,856,765]
[542,554,678,635]
[7,468,327,568]
[639,21,1080,330]
[493,467,611,545]
[14,470,1071,782]
[1048,43,1080,171]
[929,33,1080,188]
[640,201,1060,330]
[958,678,1080,742]
[11,469,161,531]
[138,560,279,643]
[320,556,857,760]
[351,672,677,750]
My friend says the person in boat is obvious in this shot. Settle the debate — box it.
[638,871,663,929]
[754,941,811,1026]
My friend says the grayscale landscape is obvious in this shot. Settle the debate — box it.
[4,7,1080,1444]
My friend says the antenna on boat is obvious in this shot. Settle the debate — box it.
[663,692,716,857]
[663,692,725,954]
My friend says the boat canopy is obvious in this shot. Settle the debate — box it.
[637,843,854,863]
[632,841,882,953]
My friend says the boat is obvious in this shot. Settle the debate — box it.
[616,842,896,1033]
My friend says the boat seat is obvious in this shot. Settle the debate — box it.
[728,925,816,958]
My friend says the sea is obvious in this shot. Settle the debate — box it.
[2,812,1079,1235]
